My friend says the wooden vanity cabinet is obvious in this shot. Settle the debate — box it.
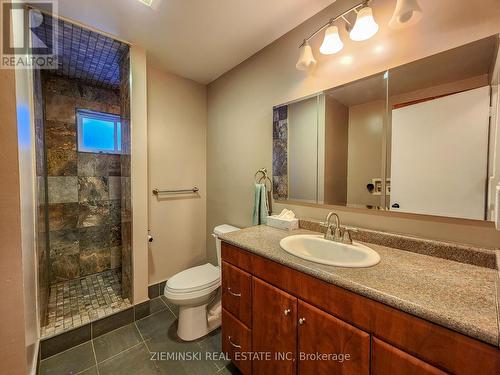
[221,241,500,375]
[252,277,297,375]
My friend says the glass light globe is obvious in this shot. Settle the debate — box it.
[296,41,316,70]
[349,6,379,42]
[320,25,344,55]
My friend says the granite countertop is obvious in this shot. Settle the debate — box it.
[220,225,499,347]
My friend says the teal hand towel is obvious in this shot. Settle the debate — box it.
[252,183,268,225]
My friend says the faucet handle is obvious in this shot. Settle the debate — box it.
[320,222,334,240]
[333,226,343,241]
[342,227,358,244]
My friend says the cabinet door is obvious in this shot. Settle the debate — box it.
[252,277,297,375]
[372,338,447,375]
[298,300,370,375]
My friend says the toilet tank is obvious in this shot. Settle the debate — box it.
[213,224,240,267]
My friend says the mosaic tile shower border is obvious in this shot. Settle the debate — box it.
[41,269,132,339]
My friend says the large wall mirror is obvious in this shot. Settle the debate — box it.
[273,35,500,221]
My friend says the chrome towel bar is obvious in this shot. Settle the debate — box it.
[152,187,199,195]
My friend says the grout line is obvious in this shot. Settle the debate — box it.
[159,296,177,318]
[134,320,162,372]
[166,304,177,318]
[155,296,172,314]
[213,360,226,372]
[74,364,98,375]
[156,295,167,307]
[134,320,146,343]
[92,320,133,340]
[90,340,101,375]
[135,303,171,323]
[96,341,144,365]
[134,320,152,353]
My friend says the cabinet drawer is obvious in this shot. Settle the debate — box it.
[372,338,447,375]
[222,261,252,327]
[222,308,252,375]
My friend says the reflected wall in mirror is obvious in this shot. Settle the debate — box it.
[387,36,497,220]
[273,34,500,221]
[273,73,388,209]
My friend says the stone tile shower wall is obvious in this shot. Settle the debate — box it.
[34,68,50,325]
[44,74,123,283]
[119,51,132,301]
[272,105,288,200]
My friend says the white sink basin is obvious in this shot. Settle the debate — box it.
[280,235,380,268]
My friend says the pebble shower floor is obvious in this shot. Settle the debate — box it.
[41,269,132,338]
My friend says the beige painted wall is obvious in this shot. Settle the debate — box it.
[207,0,500,254]
[130,46,149,304]
[386,74,490,181]
[347,100,385,207]
[490,52,500,220]
[0,68,30,375]
[15,63,40,375]
[324,96,349,206]
[147,66,207,284]
[288,96,318,202]
[0,21,41,371]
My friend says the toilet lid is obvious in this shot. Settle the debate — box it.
[166,263,220,293]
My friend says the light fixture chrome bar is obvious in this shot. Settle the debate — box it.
[152,187,199,195]
[299,1,367,47]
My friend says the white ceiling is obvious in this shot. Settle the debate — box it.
[53,0,336,84]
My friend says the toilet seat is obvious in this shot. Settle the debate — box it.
[165,263,220,294]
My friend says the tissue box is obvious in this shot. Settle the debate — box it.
[266,216,299,231]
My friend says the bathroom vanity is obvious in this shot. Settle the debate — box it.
[220,225,500,375]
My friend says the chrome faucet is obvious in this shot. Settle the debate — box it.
[321,212,357,244]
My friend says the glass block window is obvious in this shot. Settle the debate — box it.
[77,109,122,154]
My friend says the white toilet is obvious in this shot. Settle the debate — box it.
[164,224,239,341]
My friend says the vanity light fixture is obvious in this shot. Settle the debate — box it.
[389,0,422,29]
[349,5,379,41]
[295,0,422,70]
[295,1,378,70]
[296,40,317,70]
[320,25,344,55]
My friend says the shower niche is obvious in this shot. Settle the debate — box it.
[32,15,133,338]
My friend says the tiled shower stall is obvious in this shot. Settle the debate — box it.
[32,15,133,338]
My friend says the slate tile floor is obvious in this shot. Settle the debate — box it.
[42,269,132,338]
[40,297,241,375]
